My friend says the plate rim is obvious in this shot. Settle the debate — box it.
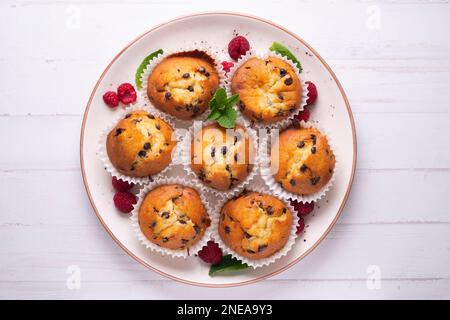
[80,11,357,288]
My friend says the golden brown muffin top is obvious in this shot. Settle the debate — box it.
[106,110,176,176]
[191,123,253,191]
[271,126,335,195]
[147,51,220,119]
[219,192,293,260]
[231,56,301,123]
[138,184,210,250]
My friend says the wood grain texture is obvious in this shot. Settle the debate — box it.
[1,0,450,299]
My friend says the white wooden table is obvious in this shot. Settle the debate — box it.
[1,0,449,299]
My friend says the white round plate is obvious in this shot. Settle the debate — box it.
[80,12,356,287]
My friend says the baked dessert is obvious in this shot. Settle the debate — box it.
[138,184,210,250]
[191,123,253,191]
[231,56,302,124]
[219,191,293,260]
[271,126,335,195]
[106,110,176,177]
[147,51,220,120]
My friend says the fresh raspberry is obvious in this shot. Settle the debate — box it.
[295,107,310,122]
[290,199,314,217]
[305,81,318,106]
[198,241,223,265]
[221,61,234,74]
[113,191,137,214]
[117,83,137,105]
[112,177,134,192]
[228,36,250,60]
[103,91,119,108]
[296,217,305,235]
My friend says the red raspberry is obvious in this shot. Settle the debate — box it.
[305,81,318,106]
[198,241,223,265]
[290,199,314,217]
[221,61,234,74]
[228,36,250,60]
[112,176,134,192]
[296,217,305,235]
[295,107,310,122]
[113,191,137,214]
[117,83,137,105]
[103,91,119,108]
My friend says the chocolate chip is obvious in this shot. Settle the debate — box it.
[310,176,321,185]
[222,146,227,155]
[225,165,231,173]
[244,232,252,239]
[289,179,296,186]
[234,133,241,143]
[311,147,316,154]
[162,237,169,243]
[258,244,268,252]
[234,154,238,162]
[182,73,190,78]
[284,77,293,85]
[161,211,170,219]
[278,93,284,100]
[205,71,210,77]
[187,85,194,92]
[192,105,200,115]
[143,142,151,150]
[138,150,147,157]
[125,113,131,119]
[300,164,308,172]
[165,92,171,100]
[224,226,231,234]
[178,219,187,224]
[193,225,201,234]
[115,128,124,136]
[311,134,317,144]
[266,206,274,215]
[297,141,305,148]
[279,68,287,77]
[329,168,333,173]
[282,208,287,214]
[247,249,256,254]
[155,124,160,130]
[181,239,189,244]
[147,114,155,119]
[238,102,245,111]
[210,147,216,158]
[198,169,206,181]
[150,221,157,228]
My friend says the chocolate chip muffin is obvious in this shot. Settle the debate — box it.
[106,110,176,177]
[219,191,293,260]
[191,123,253,191]
[147,51,220,120]
[231,56,302,124]
[138,184,210,250]
[271,126,335,195]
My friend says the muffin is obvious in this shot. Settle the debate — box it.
[231,56,302,124]
[219,191,293,260]
[191,123,253,191]
[147,51,220,120]
[138,184,210,250]
[106,110,176,177]
[271,126,335,195]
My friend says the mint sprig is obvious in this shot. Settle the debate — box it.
[207,88,239,129]
[269,41,302,73]
[209,254,249,276]
[135,49,163,90]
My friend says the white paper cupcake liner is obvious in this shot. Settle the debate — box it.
[224,50,309,130]
[130,176,213,258]
[260,120,337,203]
[138,45,227,126]
[210,185,299,268]
[180,118,259,199]
[97,104,184,185]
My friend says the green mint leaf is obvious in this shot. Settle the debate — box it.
[269,41,302,73]
[209,88,227,110]
[217,110,237,129]
[225,94,240,109]
[135,49,163,89]
[209,255,249,276]
[207,109,222,120]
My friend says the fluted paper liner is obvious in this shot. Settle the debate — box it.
[211,186,299,268]
[224,50,309,130]
[130,176,213,258]
[260,120,337,203]
[180,118,259,199]
[138,45,227,125]
[98,104,183,185]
